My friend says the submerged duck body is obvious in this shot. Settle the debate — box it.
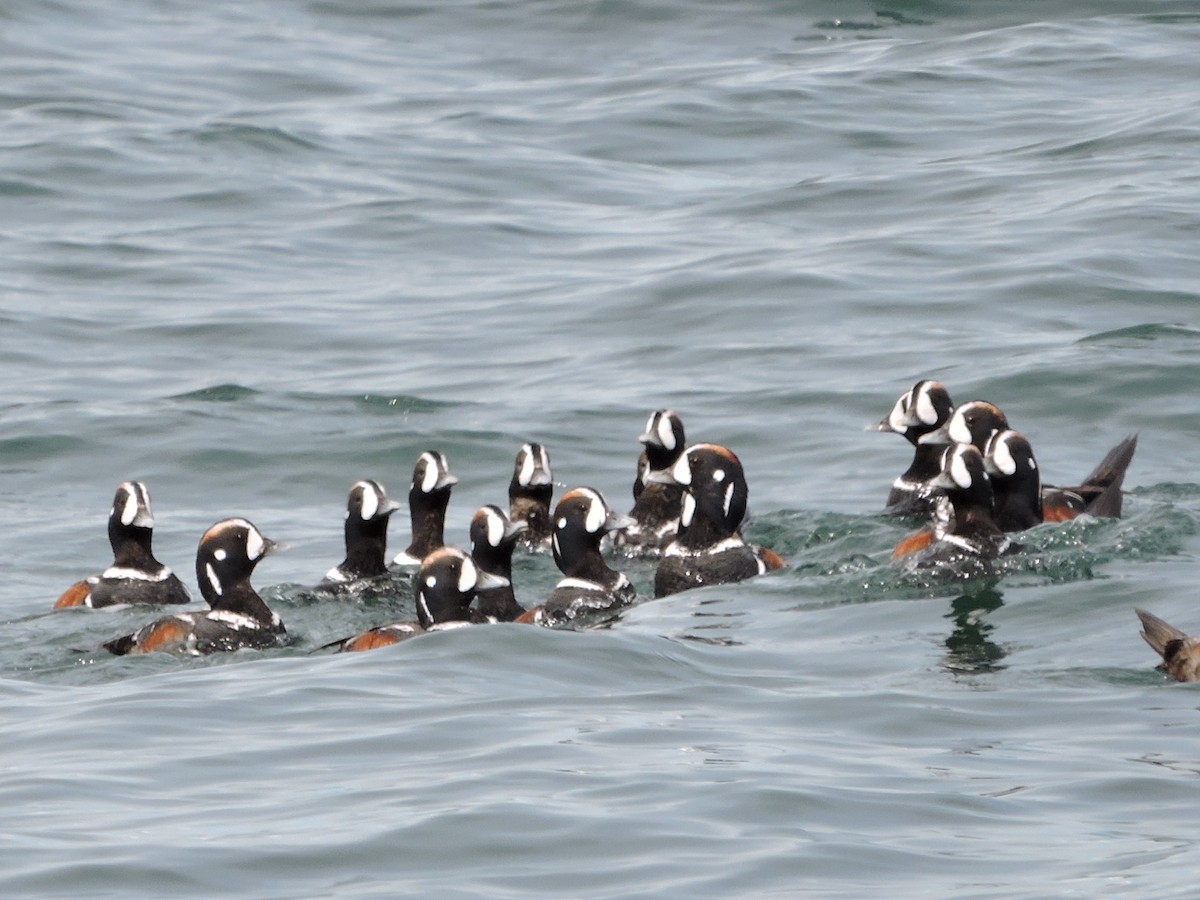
[328,547,507,652]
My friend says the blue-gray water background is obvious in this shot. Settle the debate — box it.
[3,1,1200,896]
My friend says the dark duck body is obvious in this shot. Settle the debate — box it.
[508,442,554,550]
[617,409,687,555]
[392,451,458,567]
[469,505,528,622]
[924,401,1137,522]
[103,518,286,656]
[54,481,191,609]
[873,380,955,518]
[327,548,507,652]
[321,480,402,587]
[517,488,636,627]
[893,443,1016,568]
[650,443,784,598]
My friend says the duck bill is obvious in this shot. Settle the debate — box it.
[643,469,677,486]
[869,415,903,434]
[926,470,957,491]
[475,570,510,590]
[260,538,288,557]
[917,422,952,445]
[605,513,636,533]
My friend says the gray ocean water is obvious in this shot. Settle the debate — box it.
[3,0,1200,896]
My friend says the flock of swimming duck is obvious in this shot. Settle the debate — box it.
[50,382,1192,682]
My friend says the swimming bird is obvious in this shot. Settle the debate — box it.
[1136,608,1200,682]
[54,481,191,609]
[392,451,458,567]
[469,504,528,622]
[325,547,507,652]
[508,442,554,550]
[103,518,285,656]
[517,487,636,626]
[892,443,1015,567]
[320,479,402,586]
[617,408,688,555]
[649,443,784,598]
[921,401,1137,520]
[872,380,955,518]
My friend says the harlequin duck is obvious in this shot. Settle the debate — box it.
[893,443,1015,567]
[320,480,402,586]
[54,481,191,609]
[326,547,508,652]
[1136,608,1200,682]
[981,430,1052,531]
[872,380,955,518]
[616,409,687,555]
[647,443,784,598]
[516,488,636,626]
[469,504,528,622]
[922,402,1137,520]
[508,442,554,550]
[103,518,286,656]
[392,451,458,567]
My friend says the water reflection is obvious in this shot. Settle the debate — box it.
[943,586,1006,675]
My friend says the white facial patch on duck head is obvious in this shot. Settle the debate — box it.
[486,510,504,547]
[915,385,938,426]
[419,453,440,493]
[990,435,1017,476]
[948,411,972,446]
[723,483,736,518]
[245,527,265,561]
[351,482,379,520]
[656,414,676,451]
[517,445,536,486]
[887,390,912,432]
[458,557,478,593]
[584,493,606,534]
[120,491,140,527]
[670,453,692,486]
[949,449,973,489]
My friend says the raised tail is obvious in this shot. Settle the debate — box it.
[1076,434,1137,517]
[1136,607,1186,659]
